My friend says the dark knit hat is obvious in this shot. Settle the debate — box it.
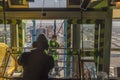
[36,34,49,50]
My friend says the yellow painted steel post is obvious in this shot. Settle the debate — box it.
[103,9,112,74]
[66,19,72,77]
[17,19,23,54]
[22,20,28,48]
[98,20,105,72]
[11,19,18,54]
[94,20,99,73]
[72,19,81,78]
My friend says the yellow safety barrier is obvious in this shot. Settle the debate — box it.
[0,43,17,80]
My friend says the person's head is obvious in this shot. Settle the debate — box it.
[51,35,57,41]
[36,34,49,50]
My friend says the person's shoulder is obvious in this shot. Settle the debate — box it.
[21,52,31,57]
[18,52,32,66]
[23,51,31,54]
[45,53,52,57]
[22,52,31,54]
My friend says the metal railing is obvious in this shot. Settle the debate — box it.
[0,47,98,80]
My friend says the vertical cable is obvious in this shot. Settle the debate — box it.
[79,9,83,79]
[40,0,45,27]
[54,20,56,35]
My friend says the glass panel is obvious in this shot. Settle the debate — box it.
[29,0,67,8]
[80,24,95,50]
[111,19,120,49]
[0,24,11,46]
[110,51,120,77]
[23,19,64,48]
[83,62,97,79]
[110,19,120,77]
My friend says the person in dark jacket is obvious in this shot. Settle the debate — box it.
[18,34,54,80]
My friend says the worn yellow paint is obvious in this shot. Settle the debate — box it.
[0,43,16,77]
[8,0,29,8]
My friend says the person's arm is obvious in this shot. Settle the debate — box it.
[17,54,24,65]
[17,52,30,66]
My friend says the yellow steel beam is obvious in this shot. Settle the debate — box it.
[0,11,108,19]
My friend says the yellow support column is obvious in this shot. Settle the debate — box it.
[11,19,18,54]
[17,19,23,53]
[66,19,72,77]
[94,20,99,73]
[98,20,105,71]
[72,19,81,78]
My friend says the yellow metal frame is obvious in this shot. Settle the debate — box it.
[8,0,29,8]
